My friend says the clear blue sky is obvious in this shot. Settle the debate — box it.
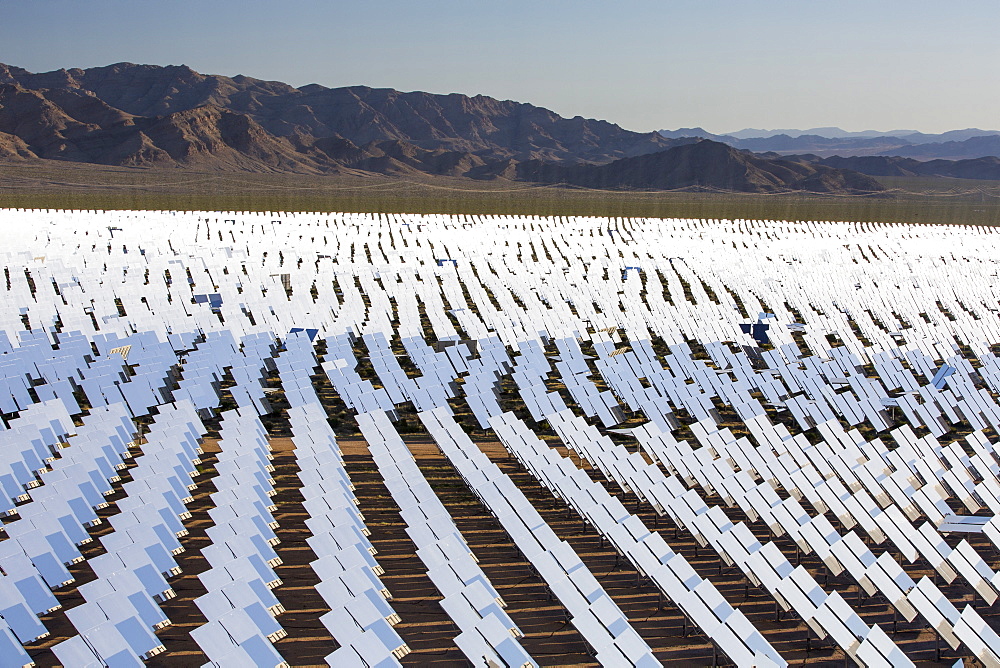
[2,0,998,134]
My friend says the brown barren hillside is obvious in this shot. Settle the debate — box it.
[515,141,886,194]
[0,62,884,194]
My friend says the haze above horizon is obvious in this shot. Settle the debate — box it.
[2,0,998,136]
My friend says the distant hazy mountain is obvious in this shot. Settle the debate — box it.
[901,129,1000,144]
[657,127,728,140]
[729,134,909,154]
[0,62,887,194]
[713,127,1000,142]
[777,154,1000,181]
[659,126,1000,160]
[719,127,920,140]
[877,135,1000,161]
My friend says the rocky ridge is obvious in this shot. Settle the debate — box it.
[0,62,884,194]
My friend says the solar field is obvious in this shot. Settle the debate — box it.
[2,209,1000,666]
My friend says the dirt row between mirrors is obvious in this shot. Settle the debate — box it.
[21,432,985,666]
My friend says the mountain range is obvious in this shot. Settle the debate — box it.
[0,62,886,194]
[512,141,884,193]
[659,127,1000,160]
[770,154,1000,181]
[0,62,682,168]
[720,127,1000,142]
